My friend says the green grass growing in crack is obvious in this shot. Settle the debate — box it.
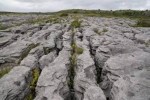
[71,42,83,55]
[68,53,76,90]
[93,28,101,35]
[68,34,83,91]
[76,47,83,55]
[25,68,40,100]
[70,19,81,28]
[145,41,150,47]
[43,47,52,55]
[102,28,108,32]
[0,67,12,78]
[93,28,99,33]
[67,19,83,96]
[30,68,40,91]
[67,30,77,91]
[18,43,39,64]
[93,28,108,35]
[70,53,77,67]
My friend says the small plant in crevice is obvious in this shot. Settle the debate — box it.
[30,68,40,90]
[93,28,108,35]
[68,40,77,91]
[0,67,12,78]
[66,26,80,100]
[18,43,39,64]
[25,68,40,100]
[66,19,83,99]
[102,28,108,32]
[43,47,52,55]
[145,41,150,47]
[68,53,76,90]
[93,28,99,33]
[76,47,83,55]
[71,42,83,55]
[70,19,81,28]
[93,28,101,35]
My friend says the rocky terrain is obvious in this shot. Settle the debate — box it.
[0,14,150,100]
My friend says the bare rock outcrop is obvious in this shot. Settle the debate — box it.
[0,66,31,100]
[34,49,70,100]
[0,15,150,100]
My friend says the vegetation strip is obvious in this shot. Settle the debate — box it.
[66,19,83,100]
[0,67,12,78]
[25,68,40,100]
[68,26,76,94]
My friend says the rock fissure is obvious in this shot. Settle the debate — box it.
[25,67,41,100]
[89,37,103,84]
[66,29,77,100]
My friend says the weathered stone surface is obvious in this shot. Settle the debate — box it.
[83,86,106,100]
[62,31,72,49]
[20,46,45,68]
[30,28,51,43]
[74,33,105,100]
[0,40,32,63]
[110,75,150,100]
[0,32,18,48]
[135,32,150,44]
[0,66,31,100]
[103,51,150,82]
[39,50,57,69]
[11,24,31,34]
[20,55,38,68]
[74,48,97,100]
[100,51,150,98]
[34,49,70,100]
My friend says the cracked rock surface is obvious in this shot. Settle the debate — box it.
[0,15,150,100]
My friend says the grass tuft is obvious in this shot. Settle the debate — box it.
[145,41,150,47]
[93,28,108,35]
[76,47,83,55]
[71,42,83,55]
[70,19,81,28]
[68,53,76,90]
[30,68,40,90]
[25,68,40,100]
[93,28,101,35]
[102,28,108,32]
[0,67,12,78]
[43,47,52,55]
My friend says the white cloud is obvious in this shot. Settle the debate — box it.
[0,0,149,12]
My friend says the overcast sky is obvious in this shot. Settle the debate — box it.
[0,0,150,12]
